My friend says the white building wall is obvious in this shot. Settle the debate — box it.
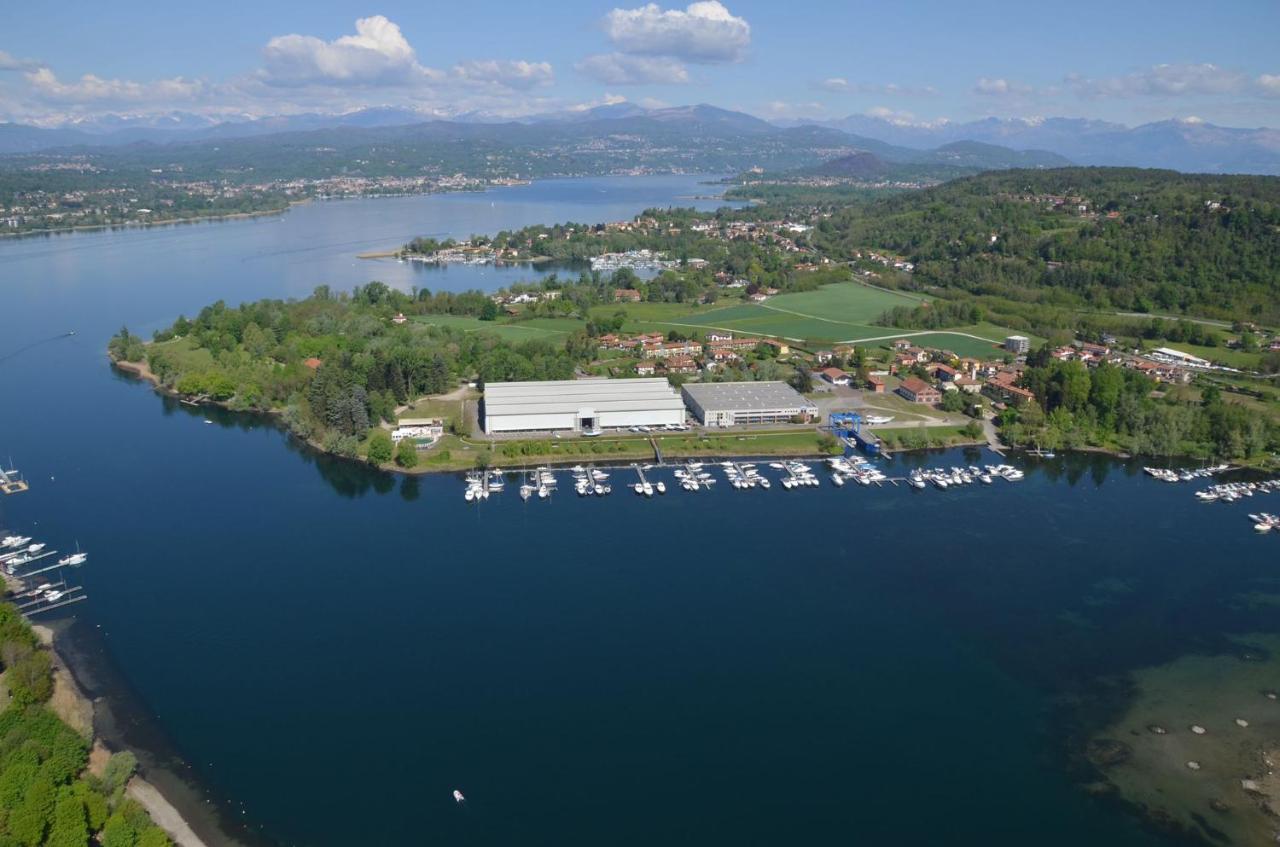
[485,412,577,433]
[598,408,684,428]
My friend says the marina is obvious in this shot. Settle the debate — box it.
[454,453,1036,500]
[2,531,89,614]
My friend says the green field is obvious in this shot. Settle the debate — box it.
[1154,340,1263,371]
[615,284,1021,351]
[409,314,576,342]
[150,336,215,370]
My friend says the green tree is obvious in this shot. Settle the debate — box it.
[101,752,137,799]
[366,430,394,465]
[395,438,419,469]
[47,788,90,847]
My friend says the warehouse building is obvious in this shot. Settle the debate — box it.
[482,378,686,433]
[681,381,818,427]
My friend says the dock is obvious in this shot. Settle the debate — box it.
[0,465,29,495]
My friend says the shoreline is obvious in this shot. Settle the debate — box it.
[30,616,263,847]
[118,357,1255,474]
[0,203,302,240]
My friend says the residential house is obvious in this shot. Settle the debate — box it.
[634,360,657,376]
[898,377,941,405]
[648,341,702,360]
[867,375,886,394]
[928,363,958,382]
[984,371,1035,406]
[661,356,699,375]
[820,367,852,387]
[614,288,642,302]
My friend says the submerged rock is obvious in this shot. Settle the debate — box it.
[1241,779,1262,794]
[1209,799,1231,813]
[1190,725,1207,735]
[1235,718,1249,728]
[1187,761,1202,770]
[1087,738,1133,768]
[1148,724,1168,735]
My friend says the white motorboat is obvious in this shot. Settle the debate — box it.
[453,790,465,803]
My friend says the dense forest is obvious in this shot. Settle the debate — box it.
[809,168,1280,325]
[0,603,172,846]
[1000,353,1276,459]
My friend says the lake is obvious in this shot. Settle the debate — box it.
[1,175,1276,846]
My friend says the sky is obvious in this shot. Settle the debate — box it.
[2,0,1279,128]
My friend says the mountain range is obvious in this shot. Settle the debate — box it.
[1,104,1278,175]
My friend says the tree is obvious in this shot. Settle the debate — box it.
[46,788,90,847]
[479,300,499,321]
[789,367,814,394]
[940,390,967,413]
[366,430,393,465]
[395,438,419,469]
[101,752,137,798]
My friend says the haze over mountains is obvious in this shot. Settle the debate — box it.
[2,103,1278,175]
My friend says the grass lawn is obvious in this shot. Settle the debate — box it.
[874,424,983,450]
[398,396,469,426]
[150,336,215,371]
[471,429,839,469]
[408,314,572,342]
[614,284,1030,351]
[1153,340,1263,371]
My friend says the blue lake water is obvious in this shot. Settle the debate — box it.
[0,174,1275,846]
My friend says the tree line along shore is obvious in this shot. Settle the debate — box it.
[0,597,194,847]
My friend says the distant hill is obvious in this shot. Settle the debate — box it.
[929,141,1071,169]
[800,151,890,178]
[789,114,1280,175]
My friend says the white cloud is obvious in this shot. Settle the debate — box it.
[820,78,937,96]
[0,50,39,72]
[603,1,749,64]
[973,77,1033,97]
[865,106,949,128]
[452,60,553,90]
[1066,63,1247,98]
[576,53,689,85]
[1255,74,1280,97]
[259,15,433,87]
[23,67,205,103]
[566,93,630,112]
[759,100,827,120]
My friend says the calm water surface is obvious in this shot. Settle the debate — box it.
[0,175,1274,846]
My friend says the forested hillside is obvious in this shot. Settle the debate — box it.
[811,168,1280,324]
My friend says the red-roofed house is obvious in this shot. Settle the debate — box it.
[820,367,851,386]
[867,375,885,394]
[898,377,941,405]
[303,357,323,370]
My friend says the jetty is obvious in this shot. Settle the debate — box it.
[1,462,29,495]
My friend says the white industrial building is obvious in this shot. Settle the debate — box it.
[681,381,818,427]
[482,378,686,433]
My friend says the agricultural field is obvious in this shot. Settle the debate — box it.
[615,283,1023,352]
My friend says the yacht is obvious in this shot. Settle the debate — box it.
[453,790,465,803]
[864,415,894,425]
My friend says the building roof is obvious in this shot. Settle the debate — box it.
[484,378,683,417]
[899,377,936,395]
[396,418,441,427]
[681,381,817,411]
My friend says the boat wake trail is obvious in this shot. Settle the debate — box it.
[0,331,76,366]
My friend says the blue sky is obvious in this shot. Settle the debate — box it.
[2,0,1278,127]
